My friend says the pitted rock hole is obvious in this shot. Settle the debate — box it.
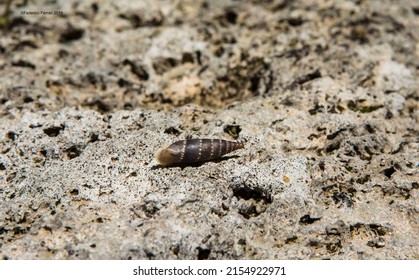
[382,166,396,179]
[196,247,211,260]
[223,124,242,139]
[164,126,181,136]
[350,223,390,249]
[43,125,64,137]
[299,214,321,225]
[232,185,272,219]
[64,145,83,160]
[321,183,357,207]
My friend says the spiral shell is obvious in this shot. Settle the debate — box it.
[156,139,244,166]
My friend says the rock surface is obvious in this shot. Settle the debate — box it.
[0,0,418,259]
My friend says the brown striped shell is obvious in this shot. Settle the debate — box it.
[156,139,244,166]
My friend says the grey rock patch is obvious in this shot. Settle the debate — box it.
[1,0,418,260]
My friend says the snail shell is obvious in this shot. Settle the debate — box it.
[156,139,244,166]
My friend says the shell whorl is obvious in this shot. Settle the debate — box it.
[156,139,244,166]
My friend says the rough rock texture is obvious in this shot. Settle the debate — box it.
[0,0,418,259]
